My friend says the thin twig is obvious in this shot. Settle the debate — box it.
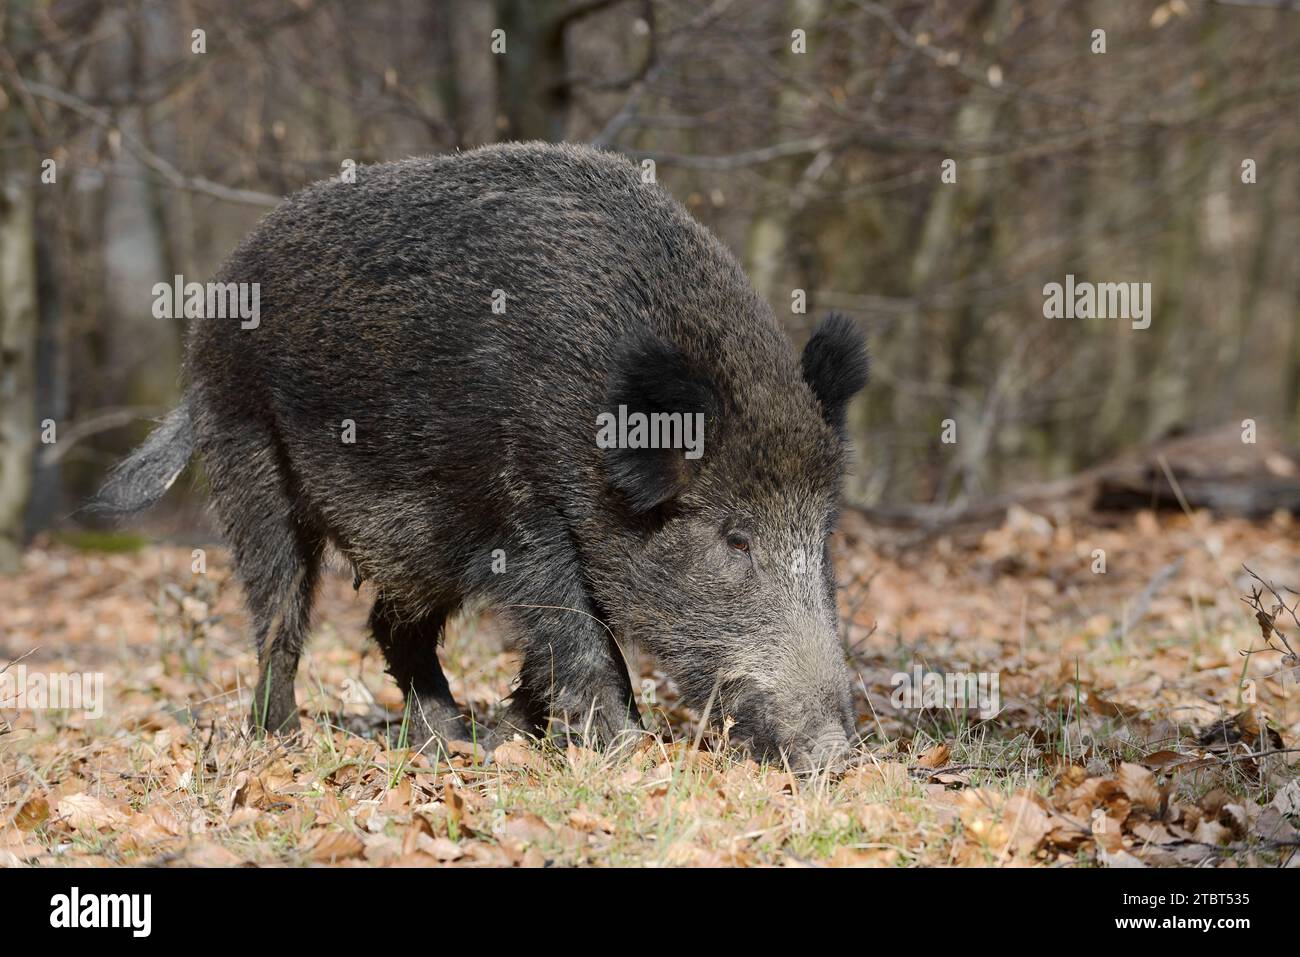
[21,79,282,208]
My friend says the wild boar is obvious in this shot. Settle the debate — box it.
[96,142,869,770]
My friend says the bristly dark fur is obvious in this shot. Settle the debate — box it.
[801,313,870,434]
[94,142,871,768]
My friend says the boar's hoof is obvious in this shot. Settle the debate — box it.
[555,711,645,757]
[483,703,644,757]
[390,703,473,757]
[249,706,302,739]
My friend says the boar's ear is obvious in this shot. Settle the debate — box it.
[801,313,869,433]
[602,336,719,514]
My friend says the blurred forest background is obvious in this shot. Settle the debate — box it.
[1,0,1298,569]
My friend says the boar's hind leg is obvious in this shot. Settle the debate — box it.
[369,597,470,751]
[234,503,320,738]
[248,556,318,737]
[201,409,320,737]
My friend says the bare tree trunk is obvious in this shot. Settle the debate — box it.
[746,0,827,315]
[903,0,1014,505]
[0,170,39,571]
[98,5,179,410]
[25,198,66,535]
[495,0,572,141]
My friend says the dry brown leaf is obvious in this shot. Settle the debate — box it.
[1044,812,1092,850]
[147,804,185,836]
[1002,793,1052,855]
[307,827,366,862]
[1117,762,1162,811]
[1270,779,1300,817]
[842,760,910,794]
[501,812,553,847]
[665,841,728,866]
[1201,788,1232,816]
[442,784,469,834]
[915,743,951,769]
[401,818,434,856]
[568,808,615,833]
[122,811,175,845]
[224,771,251,813]
[1219,804,1249,838]
[1092,813,1125,853]
[446,739,485,761]
[645,763,673,797]
[361,835,403,864]
[492,740,547,772]
[460,842,513,866]
[228,807,260,828]
[932,771,969,786]
[425,837,465,861]
[829,845,900,867]
[1139,749,1192,770]
[382,778,412,813]
[55,792,130,832]
[1086,694,1142,720]
[1099,848,1147,868]
[11,795,49,830]
[1255,806,1300,845]
[1131,820,1178,845]
[1066,778,1131,826]
[1192,818,1232,846]
[183,842,246,867]
[388,851,444,867]
[513,845,548,867]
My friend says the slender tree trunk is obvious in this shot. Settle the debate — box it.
[0,168,39,571]
[495,0,572,141]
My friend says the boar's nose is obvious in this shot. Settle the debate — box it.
[793,725,851,773]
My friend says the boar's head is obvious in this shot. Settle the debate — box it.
[598,313,869,772]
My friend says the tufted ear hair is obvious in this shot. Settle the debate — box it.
[601,335,720,513]
[801,313,869,433]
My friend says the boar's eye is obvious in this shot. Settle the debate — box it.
[725,531,751,553]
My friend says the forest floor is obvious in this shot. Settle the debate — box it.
[1,506,1298,867]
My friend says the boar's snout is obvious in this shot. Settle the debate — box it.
[727,682,855,773]
[790,724,852,773]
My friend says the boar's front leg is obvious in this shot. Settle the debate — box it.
[494,571,643,751]
[369,596,471,752]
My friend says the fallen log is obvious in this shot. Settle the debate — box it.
[848,423,1300,536]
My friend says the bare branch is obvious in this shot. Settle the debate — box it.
[37,406,167,467]
[21,79,282,208]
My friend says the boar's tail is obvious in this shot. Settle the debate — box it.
[91,401,195,514]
